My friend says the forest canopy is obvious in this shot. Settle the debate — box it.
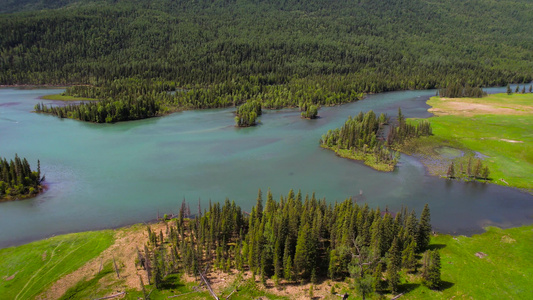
[2,0,533,122]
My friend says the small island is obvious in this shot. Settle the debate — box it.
[0,155,44,201]
[300,102,319,119]
[235,100,262,127]
[320,109,432,171]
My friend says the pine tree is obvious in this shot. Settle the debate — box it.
[515,85,520,93]
[416,204,431,253]
[446,162,455,179]
[507,84,512,95]
[387,237,401,294]
[401,240,417,272]
[422,250,441,289]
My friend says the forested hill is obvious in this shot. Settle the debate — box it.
[1,0,532,89]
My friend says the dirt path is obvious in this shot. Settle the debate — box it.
[429,97,533,117]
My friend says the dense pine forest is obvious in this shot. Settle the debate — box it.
[140,190,438,298]
[0,155,43,200]
[2,0,533,122]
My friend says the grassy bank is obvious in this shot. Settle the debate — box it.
[0,230,114,300]
[40,94,97,101]
[1,223,532,299]
[402,93,533,191]
[321,145,395,172]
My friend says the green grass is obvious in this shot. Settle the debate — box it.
[40,94,97,101]
[407,93,533,190]
[406,225,533,299]
[58,264,114,300]
[322,145,395,172]
[0,230,114,300]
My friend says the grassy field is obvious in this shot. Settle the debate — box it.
[0,230,114,300]
[404,93,533,190]
[406,225,533,299]
[40,93,97,101]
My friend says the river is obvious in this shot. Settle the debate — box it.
[0,86,532,248]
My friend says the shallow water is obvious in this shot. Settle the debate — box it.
[0,86,532,248]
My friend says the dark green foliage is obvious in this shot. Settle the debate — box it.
[507,84,513,95]
[320,110,398,167]
[387,238,401,294]
[0,154,43,199]
[447,157,490,181]
[422,249,441,289]
[438,83,486,98]
[386,108,433,146]
[321,109,432,169]
[2,0,533,123]
[417,204,432,253]
[142,190,432,298]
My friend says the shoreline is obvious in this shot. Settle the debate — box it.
[0,184,48,203]
[400,93,533,192]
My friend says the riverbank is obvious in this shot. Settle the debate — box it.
[401,93,533,191]
[39,94,97,101]
[321,145,395,172]
[1,222,531,299]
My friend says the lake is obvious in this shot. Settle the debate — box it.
[1,86,532,248]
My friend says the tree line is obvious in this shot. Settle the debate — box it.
[0,154,43,199]
[438,83,486,98]
[137,189,441,298]
[1,0,532,123]
[446,157,490,181]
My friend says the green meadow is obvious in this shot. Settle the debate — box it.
[405,93,533,191]
[406,225,533,299]
[0,230,114,300]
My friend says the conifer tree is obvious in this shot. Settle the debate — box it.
[417,204,431,253]
[386,237,401,294]
[422,250,441,289]
[446,162,455,179]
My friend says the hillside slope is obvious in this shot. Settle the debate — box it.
[1,0,532,87]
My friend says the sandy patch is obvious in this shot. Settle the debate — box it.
[188,269,348,300]
[475,252,487,259]
[500,139,524,143]
[4,271,19,281]
[430,97,532,117]
[501,235,516,243]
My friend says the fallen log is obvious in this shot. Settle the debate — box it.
[93,291,126,300]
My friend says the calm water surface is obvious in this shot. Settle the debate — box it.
[1,86,532,247]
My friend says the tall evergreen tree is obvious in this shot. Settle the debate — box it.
[416,204,431,253]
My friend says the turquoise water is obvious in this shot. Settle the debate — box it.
[1,86,532,247]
